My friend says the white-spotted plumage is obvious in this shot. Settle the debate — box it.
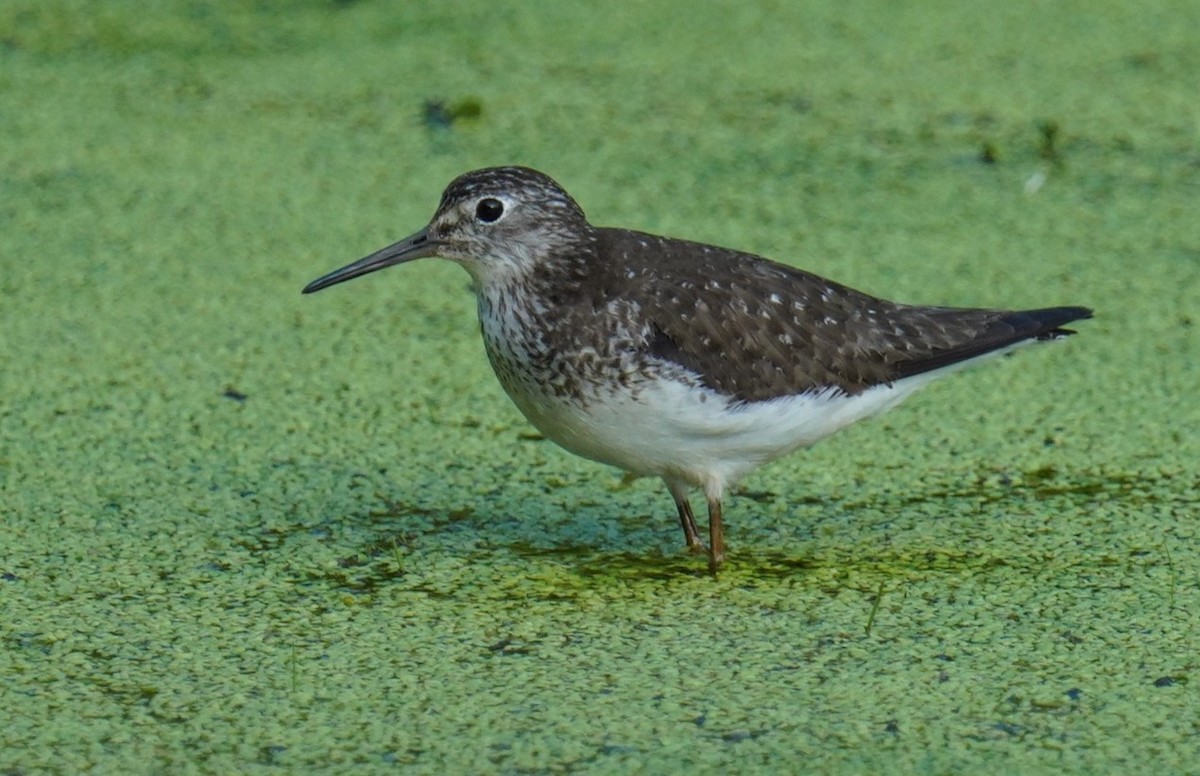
[303,166,1092,573]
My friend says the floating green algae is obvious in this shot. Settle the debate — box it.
[2,0,1198,772]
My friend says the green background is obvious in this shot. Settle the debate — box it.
[2,0,1197,772]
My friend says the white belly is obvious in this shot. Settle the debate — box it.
[505,368,944,493]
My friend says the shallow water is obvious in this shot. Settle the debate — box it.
[2,1,1198,772]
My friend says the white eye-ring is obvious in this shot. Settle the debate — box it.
[475,197,505,223]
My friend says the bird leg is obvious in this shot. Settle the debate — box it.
[669,488,706,554]
[706,493,726,575]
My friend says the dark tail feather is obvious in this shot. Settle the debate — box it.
[893,306,1093,379]
[1006,306,1094,340]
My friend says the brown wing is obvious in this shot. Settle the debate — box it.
[596,229,1091,402]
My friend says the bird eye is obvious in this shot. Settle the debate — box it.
[475,198,504,223]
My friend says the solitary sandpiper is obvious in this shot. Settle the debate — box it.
[304,166,1092,574]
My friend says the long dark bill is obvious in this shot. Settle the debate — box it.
[302,227,439,294]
